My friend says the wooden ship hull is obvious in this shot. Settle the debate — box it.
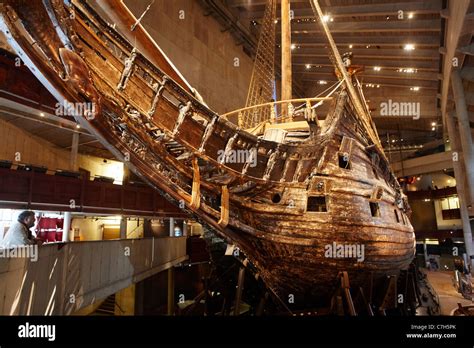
[0,0,416,308]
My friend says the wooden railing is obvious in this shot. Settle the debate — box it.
[220,97,333,129]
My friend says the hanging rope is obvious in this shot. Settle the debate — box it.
[241,0,277,129]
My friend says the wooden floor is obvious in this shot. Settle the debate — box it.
[424,270,473,315]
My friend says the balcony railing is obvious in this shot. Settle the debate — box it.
[0,167,187,217]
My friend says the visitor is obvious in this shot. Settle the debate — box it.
[0,211,43,248]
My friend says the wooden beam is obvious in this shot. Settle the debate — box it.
[278,19,441,34]
[281,0,292,102]
[282,47,440,59]
[299,74,439,88]
[291,57,440,70]
[295,69,439,82]
[276,35,440,47]
[301,78,438,91]
[234,0,442,16]
[70,132,79,171]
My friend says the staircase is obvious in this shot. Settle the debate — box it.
[91,294,116,316]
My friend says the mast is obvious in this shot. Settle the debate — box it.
[281,0,292,119]
[309,0,385,157]
[241,0,277,129]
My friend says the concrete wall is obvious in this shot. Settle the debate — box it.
[407,172,456,192]
[124,0,253,115]
[410,200,438,236]
[71,217,104,241]
[0,237,187,315]
[434,198,462,230]
[77,155,124,184]
[0,119,124,182]
[0,119,71,170]
[70,217,145,241]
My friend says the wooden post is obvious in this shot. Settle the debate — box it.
[70,132,79,171]
[169,217,175,236]
[167,267,175,315]
[120,216,127,239]
[256,291,269,316]
[218,186,229,227]
[234,263,246,316]
[190,157,201,209]
[281,0,292,119]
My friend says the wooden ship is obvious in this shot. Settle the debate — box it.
[0,0,416,310]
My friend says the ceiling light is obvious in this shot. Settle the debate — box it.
[399,68,417,73]
[305,64,311,69]
[291,44,296,50]
[373,66,381,71]
[40,113,45,117]
[410,86,420,91]
[318,80,328,85]
[431,122,436,127]
[376,84,380,88]
[76,124,81,129]
[274,19,278,24]
[408,13,414,19]
[404,44,415,51]
[386,16,390,20]
[322,14,333,22]
[431,127,436,131]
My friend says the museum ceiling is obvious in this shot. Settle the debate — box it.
[201,0,474,162]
